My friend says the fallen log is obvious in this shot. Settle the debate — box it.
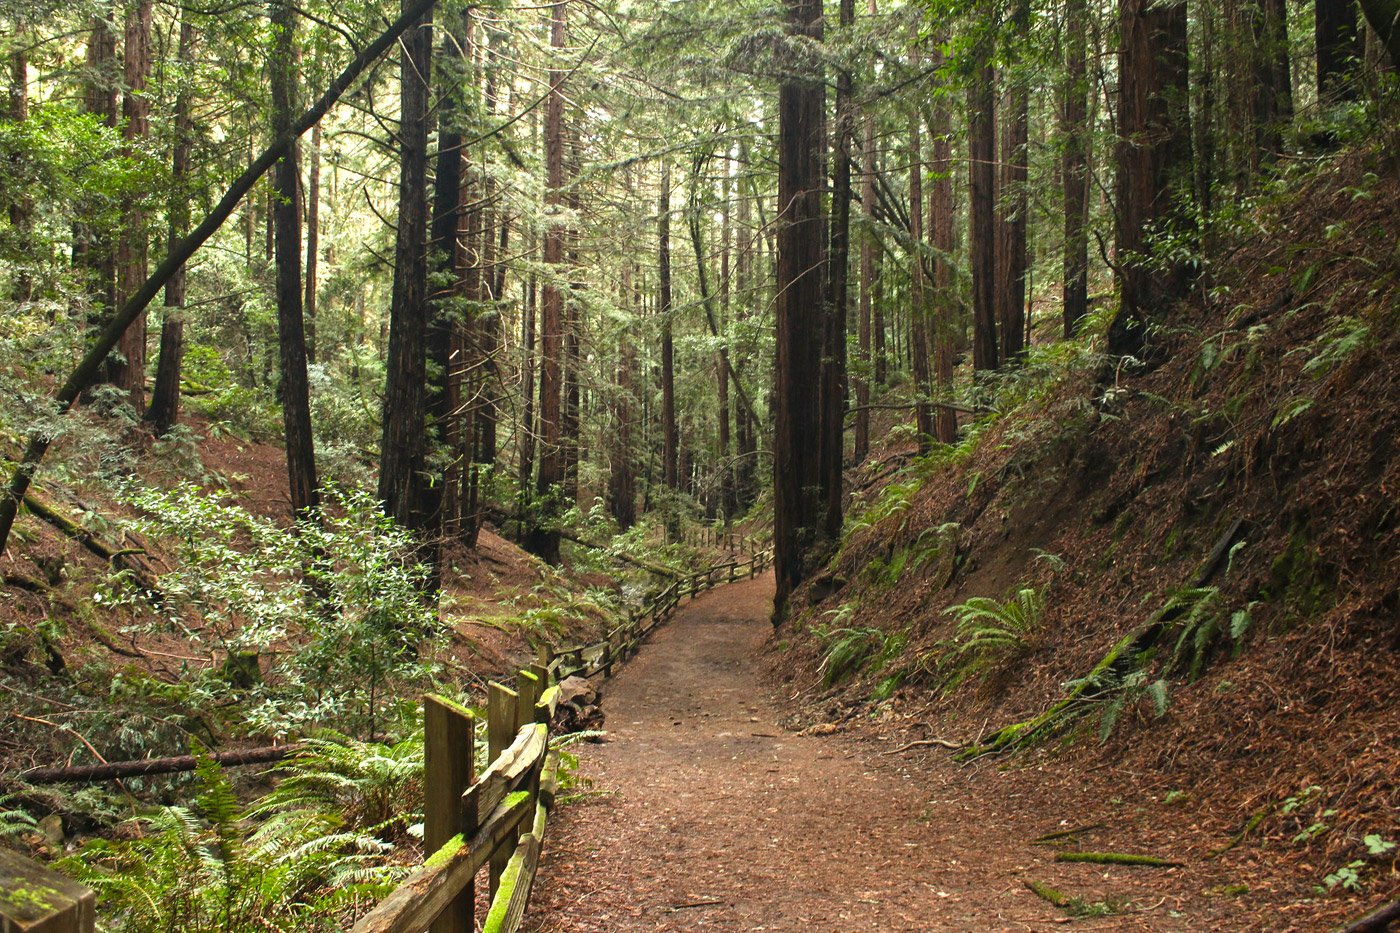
[22,491,162,597]
[1024,880,1072,908]
[19,743,301,784]
[1340,899,1400,933]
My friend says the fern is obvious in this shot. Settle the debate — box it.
[0,794,37,839]
[938,587,1045,690]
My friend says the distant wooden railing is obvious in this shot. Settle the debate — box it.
[352,547,772,933]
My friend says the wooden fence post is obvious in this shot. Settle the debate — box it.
[486,682,518,898]
[423,695,476,933]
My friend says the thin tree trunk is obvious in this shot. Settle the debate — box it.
[773,0,828,618]
[112,0,152,407]
[518,227,537,503]
[907,82,935,446]
[1061,0,1090,339]
[822,0,853,538]
[8,44,32,302]
[718,156,734,516]
[304,120,321,364]
[854,5,876,462]
[147,16,197,435]
[526,0,567,563]
[75,11,117,339]
[269,0,319,521]
[378,0,436,568]
[969,53,999,372]
[659,164,679,492]
[929,51,957,443]
[998,0,1029,363]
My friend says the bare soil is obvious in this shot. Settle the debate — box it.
[527,575,1264,931]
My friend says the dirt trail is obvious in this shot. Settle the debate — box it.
[526,575,1225,931]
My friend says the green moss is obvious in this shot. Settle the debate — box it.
[1266,528,1336,619]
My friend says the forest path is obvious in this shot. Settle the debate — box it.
[525,575,1197,931]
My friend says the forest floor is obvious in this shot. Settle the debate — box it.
[527,575,1273,932]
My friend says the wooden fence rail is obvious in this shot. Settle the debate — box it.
[353,546,771,933]
[0,549,771,933]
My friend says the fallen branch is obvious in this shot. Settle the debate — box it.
[21,491,162,598]
[881,737,964,755]
[1206,806,1270,859]
[1032,823,1106,845]
[1054,851,1181,868]
[19,743,301,784]
[1024,880,1072,908]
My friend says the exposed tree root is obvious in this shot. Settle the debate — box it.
[1340,899,1400,933]
[1206,806,1270,859]
[881,737,964,755]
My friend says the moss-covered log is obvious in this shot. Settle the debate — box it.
[1054,851,1181,867]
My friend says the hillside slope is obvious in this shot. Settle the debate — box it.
[778,150,1399,927]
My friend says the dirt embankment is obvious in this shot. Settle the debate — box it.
[775,150,1399,928]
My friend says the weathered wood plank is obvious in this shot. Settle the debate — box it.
[351,790,532,933]
[0,849,96,933]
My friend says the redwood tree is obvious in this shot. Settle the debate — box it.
[1110,0,1193,357]
[773,0,828,617]
[378,0,436,563]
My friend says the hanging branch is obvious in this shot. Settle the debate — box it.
[0,0,440,557]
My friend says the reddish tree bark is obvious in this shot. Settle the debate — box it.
[1110,0,1193,356]
[378,0,436,568]
[969,56,999,372]
[1061,0,1091,339]
[773,0,828,617]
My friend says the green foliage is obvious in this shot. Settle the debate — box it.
[813,607,906,688]
[938,587,1045,689]
[101,483,443,738]
[0,794,37,839]
[58,748,405,932]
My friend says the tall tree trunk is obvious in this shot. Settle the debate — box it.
[854,5,876,462]
[429,6,468,546]
[969,56,999,372]
[1062,0,1090,338]
[1362,0,1400,69]
[268,0,319,522]
[526,0,567,563]
[1316,0,1363,99]
[907,87,935,446]
[147,16,197,435]
[734,139,758,508]
[562,135,582,504]
[998,0,1029,364]
[8,44,32,302]
[659,164,679,492]
[518,226,537,506]
[929,52,957,444]
[1110,0,1193,357]
[822,0,853,539]
[111,0,152,407]
[718,156,734,516]
[75,11,118,336]
[304,120,321,364]
[378,0,436,568]
[773,0,828,618]
[609,263,638,529]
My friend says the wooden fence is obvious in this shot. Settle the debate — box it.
[353,547,770,933]
[0,549,771,933]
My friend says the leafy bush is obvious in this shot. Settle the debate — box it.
[103,483,444,738]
